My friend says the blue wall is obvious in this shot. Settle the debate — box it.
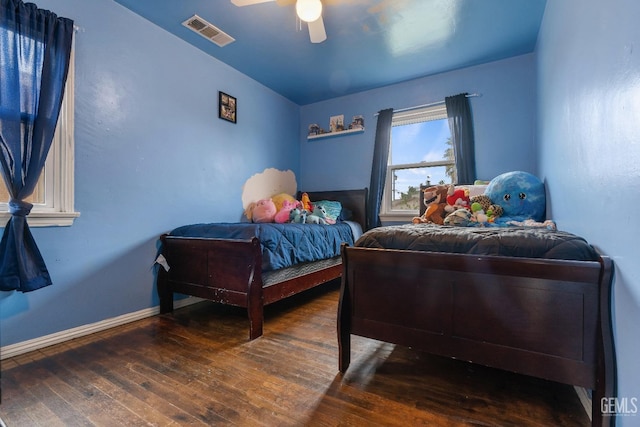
[2,2,637,418]
[537,0,640,421]
[298,53,538,191]
[0,0,299,346]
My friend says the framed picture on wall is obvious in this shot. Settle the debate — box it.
[219,91,237,123]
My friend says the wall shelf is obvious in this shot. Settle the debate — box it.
[307,128,364,140]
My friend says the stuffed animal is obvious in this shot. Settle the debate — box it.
[249,198,277,223]
[271,192,297,213]
[469,202,489,224]
[443,208,472,226]
[274,199,299,224]
[289,207,307,223]
[300,192,312,212]
[470,194,503,221]
[484,171,545,225]
[444,185,470,213]
[305,205,328,224]
[412,185,449,225]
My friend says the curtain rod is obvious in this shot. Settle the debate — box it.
[374,93,481,116]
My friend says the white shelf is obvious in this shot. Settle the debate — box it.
[307,128,364,140]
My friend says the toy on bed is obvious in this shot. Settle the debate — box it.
[245,198,277,223]
[461,194,503,225]
[412,185,449,225]
[274,199,299,223]
[442,171,554,228]
[484,171,547,226]
[444,184,470,213]
[306,205,328,224]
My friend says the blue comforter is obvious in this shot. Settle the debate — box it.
[169,222,355,271]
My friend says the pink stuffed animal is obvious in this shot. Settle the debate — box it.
[251,198,277,223]
[274,199,299,224]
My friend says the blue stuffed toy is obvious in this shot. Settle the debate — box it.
[485,171,546,225]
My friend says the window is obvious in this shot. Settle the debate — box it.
[0,39,78,227]
[380,104,455,220]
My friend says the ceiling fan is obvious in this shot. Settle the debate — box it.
[231,0,327,43]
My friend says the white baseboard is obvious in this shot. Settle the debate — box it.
[574,386,592,421]
[0,296,204,360]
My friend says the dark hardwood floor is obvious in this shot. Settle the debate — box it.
[0,281,590,426]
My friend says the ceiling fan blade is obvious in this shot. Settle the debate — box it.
[231,0,275,6]
[308,15,327,43]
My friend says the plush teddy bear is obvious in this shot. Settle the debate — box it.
[412,185,449,225]
[248,198,277,223]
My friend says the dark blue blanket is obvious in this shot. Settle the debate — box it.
[355,224,599,261]
[169,222,355,271]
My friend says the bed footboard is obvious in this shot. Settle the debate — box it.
[338,245,616,426]
[158,234,265,339]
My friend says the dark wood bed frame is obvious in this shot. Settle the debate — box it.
[157,188,367,340]
[338,243,616,426]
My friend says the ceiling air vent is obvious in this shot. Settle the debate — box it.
[182,15,235,47]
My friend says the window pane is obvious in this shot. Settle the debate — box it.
[390,119,451,165]
[0,171,45,204]
[384,114,455,214]
[391,166,452,210]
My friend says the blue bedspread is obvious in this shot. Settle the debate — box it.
[169,222,355,271]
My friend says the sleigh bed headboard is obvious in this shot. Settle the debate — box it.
[299,189,368,232]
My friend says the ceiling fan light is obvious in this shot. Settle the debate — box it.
[296,0,322,23]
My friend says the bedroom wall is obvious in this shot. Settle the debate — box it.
[537,0,640,422]
[298,53,538,192]
[0,0,299,347]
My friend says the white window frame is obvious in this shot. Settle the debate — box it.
[0,42,79,227]
[380,103,454,222]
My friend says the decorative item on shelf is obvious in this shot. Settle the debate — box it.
[218,91,236,123]
[308,123,325,136]
[349,115,364,130]
[329,114,344,132]
[307,113,365,140]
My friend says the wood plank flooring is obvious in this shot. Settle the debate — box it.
[0,281,590,426]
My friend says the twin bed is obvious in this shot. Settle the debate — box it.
[157,189,368,340]
[337,184,616,426]
[157,185,616,426]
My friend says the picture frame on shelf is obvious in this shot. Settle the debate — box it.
[329,115,344,132]
[350,115,364,130]
[219,91,236,123]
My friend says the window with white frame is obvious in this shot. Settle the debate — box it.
[0,39,78,227]
[380,103,455,220]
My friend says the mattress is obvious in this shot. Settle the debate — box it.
[169,222,356,271]
[355,224,599,261]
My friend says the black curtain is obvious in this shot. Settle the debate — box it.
[366,108,393,230]
[0,0,74,292]
[445,93,476,184]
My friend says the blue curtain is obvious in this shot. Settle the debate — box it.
[0,0,74,292]
[366,108,393,230]
[445,93,476,184]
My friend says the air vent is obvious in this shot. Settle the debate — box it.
[182,15,235,47]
